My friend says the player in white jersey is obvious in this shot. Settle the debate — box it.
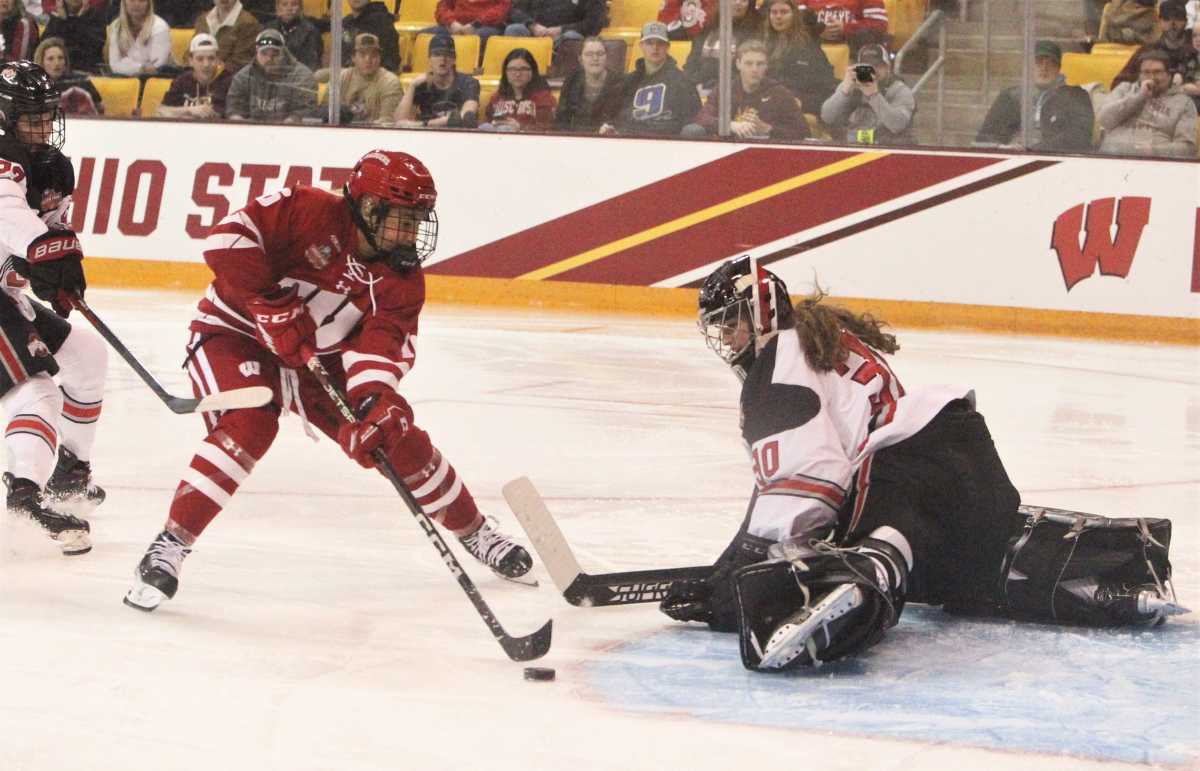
[0,61,108,556]
[660,257,1186,671]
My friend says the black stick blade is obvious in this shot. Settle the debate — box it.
[501,619,553,662]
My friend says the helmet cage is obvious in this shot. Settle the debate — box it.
[697,256,792,365]
[352,195,438,272]
[0,63,65,150]
[699,295,755,365]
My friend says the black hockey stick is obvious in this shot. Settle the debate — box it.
[502,477,710,607]
[305,355,553,662]
[72,295,273,415]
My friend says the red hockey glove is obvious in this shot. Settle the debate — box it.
[246,285,317,368]
[17,229,86,317]
[337,390,414,468]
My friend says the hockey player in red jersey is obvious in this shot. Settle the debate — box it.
[0,61,108,556]
[123,149,533,611]
[660,257,1187,671]
[797,0,886,46]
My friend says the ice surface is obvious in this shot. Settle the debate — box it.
[0,289,1194,771]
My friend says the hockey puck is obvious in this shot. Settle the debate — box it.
[523,667,556,682]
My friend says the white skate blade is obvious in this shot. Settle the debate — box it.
[759,584,863,670]
[55,529,92,556]
[496,570,539,587]
[1144,595,1191,618]
[123,581,167,612]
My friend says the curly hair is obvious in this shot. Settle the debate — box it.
[792,286,899,371]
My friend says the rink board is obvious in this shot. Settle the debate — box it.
[62,119,1199,343]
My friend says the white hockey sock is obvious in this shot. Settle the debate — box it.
[1,375,63,487]
[50,327,107,462]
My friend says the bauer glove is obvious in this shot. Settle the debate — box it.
[16,229,86,317]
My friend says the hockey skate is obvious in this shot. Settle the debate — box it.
[44,447,106,517]
[1097,581,1190,626]
[459,517,535,585]
[3,473,91,556]
[124,530,192,611]
[758,583,865,670]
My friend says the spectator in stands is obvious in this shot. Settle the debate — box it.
[34,36,103,113]
[394,30,479,127]
[683,39,809,139]
[323,32,401,124]
[0,0,40,63]
[106,0,171,75]
[156,31,232,118]
[340,0,399,72]
[431,0,511,58]
[1112,2,1194,87]
[975,40,1094,152]
[1100,0,1162,46]
[504,0,607,49]
[798,0,886,50]
[684,0,760,91]
[660,0,715,42]
[820,41,914,144]
[762,0,835,114]
[195,0,261,73]
[1187,0,1198,29]
[43,0,105,73]
[481,46,555,130]
[1183,24,1199,109]
[602,21,701,135]
[226,27,317,121]
[1099,49,1196,157]
[264,0,320,71]
[554,35,622,131]
[153,0,205,28]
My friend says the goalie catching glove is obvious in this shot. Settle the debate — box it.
[337,390,414,468]
[15,229,86,316]
[246,285,316,368]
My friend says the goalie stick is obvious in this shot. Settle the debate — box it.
[72,296,272,415]
[502,477,710,607]
[305,355,553,662]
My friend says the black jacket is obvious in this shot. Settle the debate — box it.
[767,38,836,116]
[509,0,607,36]
[554,67,622,131]
[44,9,107,74]
[612,57,701,135]
[267,16,323,72]
[975,81,1095,152]
[342,2,401,72]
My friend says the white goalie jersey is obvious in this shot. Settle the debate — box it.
[739,328,972,544]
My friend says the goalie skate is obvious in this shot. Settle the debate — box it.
[124,530,192,611]
[459,517,535,584]
[4,473,91,556]
[44,448,106,518]
[758,583,864,670]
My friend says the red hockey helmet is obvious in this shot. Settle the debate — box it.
[344,150,438,271]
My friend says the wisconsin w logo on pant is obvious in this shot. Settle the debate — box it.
[1049,197,1151,290]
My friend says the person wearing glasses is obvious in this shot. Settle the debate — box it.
[480,46,555,131]
[1098,49,1197,158]
[554,35,621,132]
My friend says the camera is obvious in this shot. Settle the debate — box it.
[854,64,876,83]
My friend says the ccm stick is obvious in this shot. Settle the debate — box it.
[72,295,272,415]
[502,477,710,607]
[305,355,553,662]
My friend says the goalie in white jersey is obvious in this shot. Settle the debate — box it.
[660,256,1186,672]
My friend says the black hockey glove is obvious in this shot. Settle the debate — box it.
[17,229,86,317]
[660,578,716,625]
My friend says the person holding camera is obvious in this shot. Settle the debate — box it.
[820,42,914,145]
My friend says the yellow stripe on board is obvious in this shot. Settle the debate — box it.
[517,151,887,282]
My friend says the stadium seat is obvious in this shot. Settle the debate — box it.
[92,77,141,117]
[1090,42,1139,56]
[410,32,481,73]
[303,0,328,17]
[822,42,849,79]
[1061,51,1134,89]
[602,0,661,47]
[318,81,328,103]
[478,35,552,87]
[394,0,439,39]
[884,0,926,51]
[169,28,194,65]
[625,39,691,72]
[137,77,173,117]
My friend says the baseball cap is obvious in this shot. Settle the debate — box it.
[255,29,285,50]
[640,21,669,43]
[855,43,889,66]
[354,32,380,51]
[1034,40,1062,65]
[1159,1,1187,20]
[429,31,456,56]
[189,32,218,55]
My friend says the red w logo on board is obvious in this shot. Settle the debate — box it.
[1049,197,1151,291]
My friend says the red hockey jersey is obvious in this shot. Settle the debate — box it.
[191,185,422,400]
[797,0,887,39]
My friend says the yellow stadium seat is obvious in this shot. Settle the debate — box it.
[479,85,496,112]
[92,77,141,118]
[884,0,926,51]
[602,0,661,46]
[478,35,552,86]
[138,77,173,117]
[1090,42,1139,56]
[303,0,328,17]
[1061,51,1134,89]
[169,27,194,65]
[318,81,328,103]
[625,39,691,72]
[822,42,849,80]
[395,0,439,37]
[410,32,481,73]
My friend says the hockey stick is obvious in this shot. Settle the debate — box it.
[502,477,710,607]
[305,355,553,662]
[71,296,273,415]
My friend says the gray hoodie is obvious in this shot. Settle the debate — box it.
[1098,80,1197,158]
[820,76,916,146]
[226,49,319,122]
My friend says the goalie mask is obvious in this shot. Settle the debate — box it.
[698,256,794,372]
[345,150,438,273]
[0,61,65,150]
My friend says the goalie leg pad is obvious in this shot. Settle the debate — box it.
[1002,506,1187,626]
